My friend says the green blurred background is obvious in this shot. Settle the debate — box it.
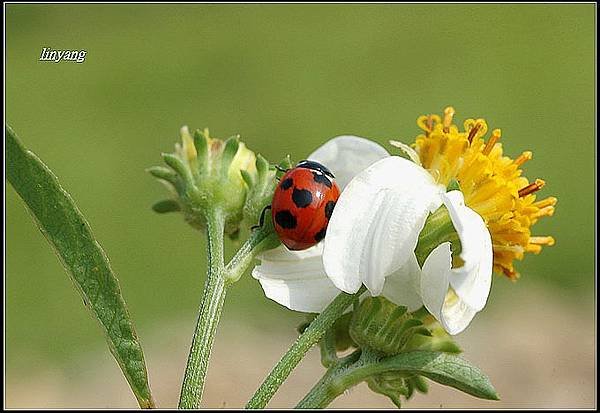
[6,4,595,408]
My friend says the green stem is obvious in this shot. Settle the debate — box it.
[178,216,279,409]
[296,348,380,409]
[178,210,227,409]
[245,286,366,409]
[225,226,279,283]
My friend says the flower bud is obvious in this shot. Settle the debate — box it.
[366,371,428,408]
[349,296,431,356]
[366,371,410,408]
[349,300,454,408]
[148,126,259,236]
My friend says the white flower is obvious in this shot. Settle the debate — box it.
[252,136,493,334]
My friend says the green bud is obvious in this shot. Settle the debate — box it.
[365,368,429,408]
[351,299,437,408]
[349,296,431,356]
[148,126,260,235]
[366,371,411,408]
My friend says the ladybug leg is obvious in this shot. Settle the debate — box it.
[274,165,290,181]
[252,205,272,230]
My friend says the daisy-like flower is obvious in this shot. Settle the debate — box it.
[253,108,555,335]
[413,107,556,279]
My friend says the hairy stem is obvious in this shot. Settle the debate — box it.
[178,210,227,409]
[225,226,279,283]
[246,286,366,409]
[296,349,380,409]
[178,216,279,409]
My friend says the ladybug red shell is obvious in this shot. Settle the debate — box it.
[271,160,341,251]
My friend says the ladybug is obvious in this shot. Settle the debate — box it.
[266,160,341,251]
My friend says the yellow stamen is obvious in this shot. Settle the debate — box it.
[529,236,556,246]
[417,114,441,134]
[534,196,557,209]
[482,129,502,155]
[518,179,545,198]
[514,151,533,166]
[443,106,455,132]
[525,244,543,254]
[532,206,555,219]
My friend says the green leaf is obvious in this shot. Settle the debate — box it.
[6,125,155,408]
[378,351,499,401]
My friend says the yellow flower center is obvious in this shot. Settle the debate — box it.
[413,107,556,280]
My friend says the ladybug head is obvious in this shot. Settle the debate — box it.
[296,160,335,179]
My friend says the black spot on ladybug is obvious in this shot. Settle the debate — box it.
[325,201,336,219]
[314,227,327,242]
[275,210,297,229]
[292,188,313,208]
[280,178,293,190]
[312,172,332,188]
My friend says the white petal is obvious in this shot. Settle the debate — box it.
[420,242,452,323]
[442,191,493,311]
[308,135,389,189]
[420,241,484,335]
[323,156,444,296]
[252,244,340,313]
[381,253,423,311]
[439,291,478,335]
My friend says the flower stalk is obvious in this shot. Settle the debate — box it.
[179,209,227,409]
[150,126,283,408]
[296,348,375,409]
[179,211,280,409]
[245,286,366,409]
